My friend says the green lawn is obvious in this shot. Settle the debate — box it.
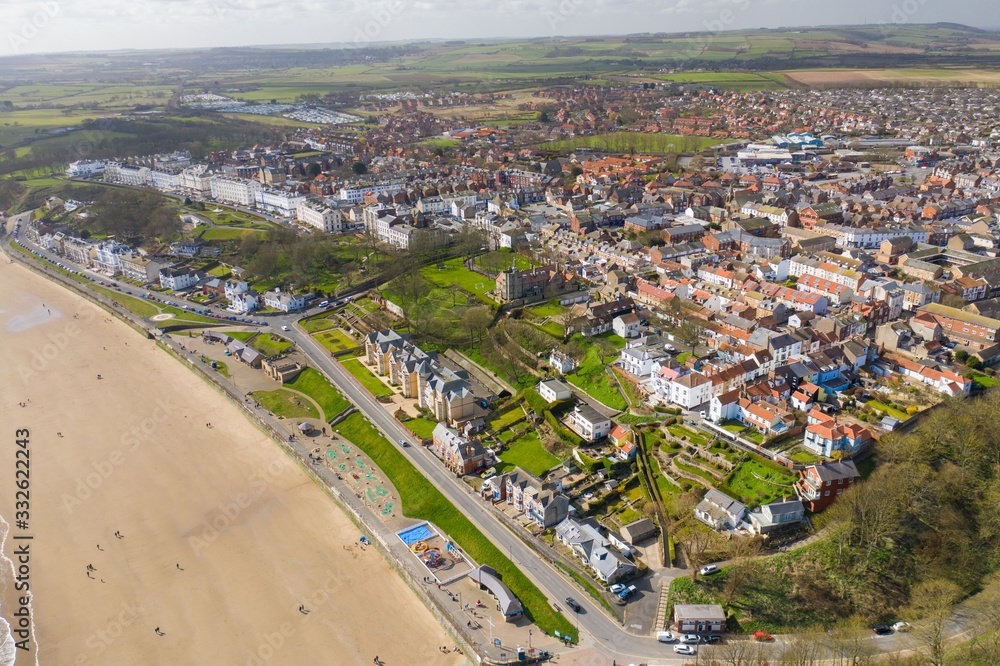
[649,458,682,497]
[971,372,998,388]
[283,368,351,418]
[565,347,627,411]
[251,388,318,419]
[341,358,393,397]
[530,321,565,339]
[313,328,359,354]
[865,400,908,420]
[201,227,264,241]
[250,333,294,357]
[526,302,566,318]
[88,285,159,317]
[498,431,560,476]
[333,412,574,638]
[725,457,798,506]
[420,257,495,297]
[667,424,709,446]
[489,406,525,431]
[403,417,438,439]
[301,316,336,332]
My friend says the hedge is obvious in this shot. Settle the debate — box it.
[523,388,548,415]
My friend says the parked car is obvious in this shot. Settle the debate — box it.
[754,631,773,641]
[673,644,696,655]
[699,410,707,419]
[681,634,700,644]
[617,585,636,600]
[656,631,676,643]
[564,597,582,613]
[704,635,722,644]
[892,622,910,632]
[873,625,892,636]
[699,564,719,575]
[609,584,626,595]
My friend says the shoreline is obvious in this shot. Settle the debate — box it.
[0,240,465,665]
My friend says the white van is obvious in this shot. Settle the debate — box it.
[657,631,677,643]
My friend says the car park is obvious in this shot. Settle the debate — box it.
[673,645,696,655]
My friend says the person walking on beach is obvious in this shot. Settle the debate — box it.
[96,544,103,551]
[176,563,183,571]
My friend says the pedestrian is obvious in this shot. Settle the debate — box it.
[97,544,103,551]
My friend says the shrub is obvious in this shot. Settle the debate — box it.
[523,388,548,415]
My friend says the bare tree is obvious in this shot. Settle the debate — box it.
[722,537,764,604]
[904,578,961,666]
[677,519,721,581]
[821,618,877,666]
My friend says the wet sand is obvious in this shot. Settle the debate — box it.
[0,258,464,666]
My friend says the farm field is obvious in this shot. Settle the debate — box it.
[781,67,1000,87]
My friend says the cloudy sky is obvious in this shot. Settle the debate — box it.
[0,0,994,57]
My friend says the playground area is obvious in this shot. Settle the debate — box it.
[397,521,475,584]
[311,439,399,521]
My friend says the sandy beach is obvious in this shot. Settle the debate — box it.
[0,257,465,666]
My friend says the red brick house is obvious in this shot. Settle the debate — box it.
[795,460,859,512]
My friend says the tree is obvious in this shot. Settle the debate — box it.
[537,110,549,123]
[966,356,983,370]
[388,271,431,331]
[351,162,368,175]
[307,162,322,178]
[722,537,763,604]
[676,519,720,581]
[954,349,969,363]
[675,319,706,355]
[596,338,617,364]
[905,578,961,666]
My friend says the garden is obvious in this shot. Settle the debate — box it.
[497,431,560,477]
[564,346,627,411]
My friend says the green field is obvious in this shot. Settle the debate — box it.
[88,285,159,317]
[565,346,626,411]
[489,406,525,431]
[283,368,351,418]
[201,227,265,241]
[341,358,393,397]
[333,412,575,638]
[251,388,318,419]
[540,132,726,154]
[498,431,560,476]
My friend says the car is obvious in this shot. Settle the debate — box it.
[873,625,892,636]
[583,492,594,500]
[699,564,719,575]
[398,439,409,447]
[681,634,701,644]
[616,585,637,602]
[609,584,625,595]
[892,622,911,632]
[754,631,773,642]
[673,645,696,655]
[564,597,582,613]
[704,635,722,644]
[478,399,489,409]
[281,325,290,331]
[699,410,707,419]
[656,631,677,643]
[319,300,329,307]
